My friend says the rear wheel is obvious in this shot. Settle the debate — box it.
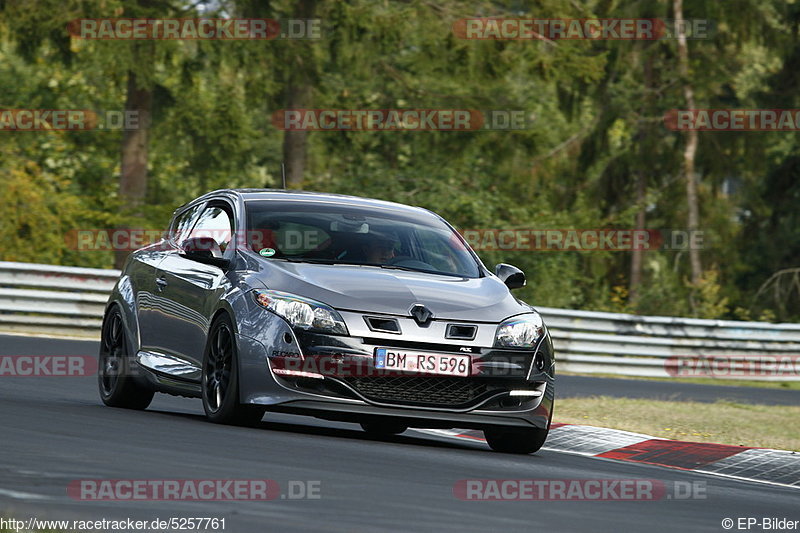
[484,427,549,454]
[360,420,408,436]
[202,314,264,426]
[98,306,154,410]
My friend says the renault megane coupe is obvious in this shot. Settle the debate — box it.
[98,189,555,453]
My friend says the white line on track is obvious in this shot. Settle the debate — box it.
[0,331,98,342]
[0,487,52,500]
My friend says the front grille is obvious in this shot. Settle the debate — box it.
[341,376,489,407]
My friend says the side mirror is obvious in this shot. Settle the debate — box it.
[495,263,526,290]
[181,237,230,269]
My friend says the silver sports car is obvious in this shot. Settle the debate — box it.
[98,189,555,453]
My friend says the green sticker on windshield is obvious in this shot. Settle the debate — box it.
[259,248,276,257]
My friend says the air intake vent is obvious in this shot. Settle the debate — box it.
[364,316,401,334]
[445,324,477,340]
[342,376,488,407]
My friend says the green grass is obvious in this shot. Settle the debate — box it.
[556,396,800,451]
[560,371,800,390]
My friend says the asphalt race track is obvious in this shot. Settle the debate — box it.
[557,374,800,406]
[1,334,798,533]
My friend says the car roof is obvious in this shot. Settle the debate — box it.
[200,188,434,216]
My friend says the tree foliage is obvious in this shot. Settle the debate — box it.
[1,0,798,320]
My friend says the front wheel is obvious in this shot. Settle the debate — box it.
[484,427,549,454]
[98,306,154,410]
[202,315,264,426]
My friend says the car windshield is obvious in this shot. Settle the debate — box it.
[245,200,481,278]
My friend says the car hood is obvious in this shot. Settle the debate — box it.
[254,261,531,321]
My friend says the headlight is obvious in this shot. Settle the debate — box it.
[494,313,544,348]
[253,290,348,335]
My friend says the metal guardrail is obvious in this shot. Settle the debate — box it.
[1,261,798,380]
[539,307,800,379]
[0,261,118,337]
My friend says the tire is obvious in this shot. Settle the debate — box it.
[359,420,408,436]
[98,306,154,410]
[202,314,264,426]
[484,427,549,454]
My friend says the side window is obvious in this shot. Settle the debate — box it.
[171,204,203,246]
[192,205,234,252]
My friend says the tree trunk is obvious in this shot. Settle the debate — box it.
[629,171,647,304]
[115,70,152,269]
[280,0,317,188]
[282,81,311,187]
[628,42,658,311]
[629,49,655,307]
[674,0,702,285]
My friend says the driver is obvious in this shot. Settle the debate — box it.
[361,233,397,264]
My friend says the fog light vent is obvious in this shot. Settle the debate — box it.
[365,316,401,334]
[445,324,477,340]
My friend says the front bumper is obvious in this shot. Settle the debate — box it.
[236,312,555,430]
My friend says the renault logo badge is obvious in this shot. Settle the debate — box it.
[409,304,434,327]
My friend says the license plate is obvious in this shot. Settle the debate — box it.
[374,348,470,377]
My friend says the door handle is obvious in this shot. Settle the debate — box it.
[155,277,168,291]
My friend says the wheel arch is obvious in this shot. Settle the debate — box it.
[104,274,141,356]
[208,299,237,334]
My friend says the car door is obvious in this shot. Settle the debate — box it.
[135,202,203,352]
[151,201,235,371]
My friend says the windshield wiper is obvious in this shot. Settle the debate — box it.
[273,258,459,276]
[377,264,423,272]
[379,264,462,277]
[274,258,364,266]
